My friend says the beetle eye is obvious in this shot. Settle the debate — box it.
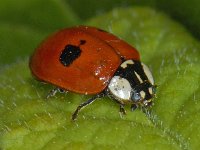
[132,91,141,102]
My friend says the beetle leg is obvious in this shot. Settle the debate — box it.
[119,104,126,118]
[46,88,67,99]
[72,92,105,120]
[131,104,138,111]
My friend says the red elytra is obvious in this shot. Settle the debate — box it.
[29,26,140,94]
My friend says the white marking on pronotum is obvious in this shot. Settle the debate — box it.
[120,60,134,68]
[108,76,132,100]
[134,71,143,83]
[149,87,153,95]
[141,63,154,85]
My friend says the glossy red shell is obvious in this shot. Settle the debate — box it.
[29,26,140,94]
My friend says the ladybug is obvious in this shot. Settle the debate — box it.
[29,26,156,120]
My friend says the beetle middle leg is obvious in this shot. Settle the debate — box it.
[72,92,105,120]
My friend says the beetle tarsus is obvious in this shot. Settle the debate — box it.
[71,92,105,120]
[72,106,82,121]
[131,104,138,111]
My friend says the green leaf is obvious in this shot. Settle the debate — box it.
[1,7,200,150]
[0,25,44,66]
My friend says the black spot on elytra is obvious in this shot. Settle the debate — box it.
[59,40,86,66]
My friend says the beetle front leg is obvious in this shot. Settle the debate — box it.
[131,104,138,111]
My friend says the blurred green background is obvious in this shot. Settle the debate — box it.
[0,0,200,150]
[1,0,200,66]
